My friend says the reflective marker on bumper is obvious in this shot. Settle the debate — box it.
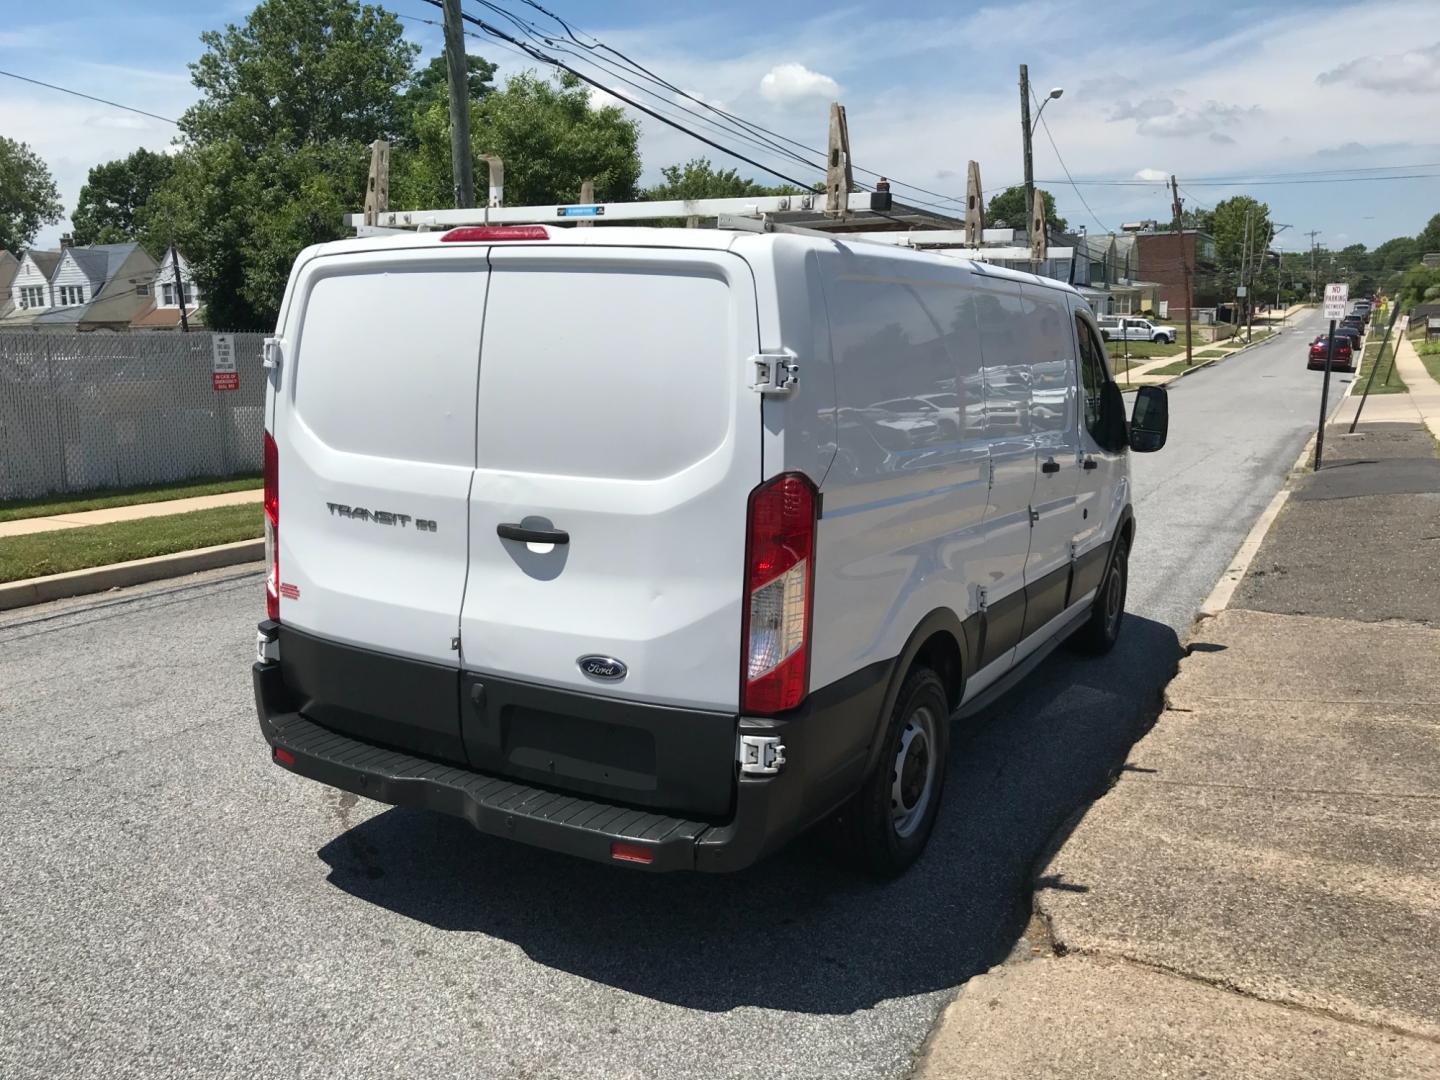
[610,841,654,865]
[273,747,295,767]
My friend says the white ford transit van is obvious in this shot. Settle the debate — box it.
[254,224,1169,876]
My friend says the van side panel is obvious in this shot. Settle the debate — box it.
[808,246,990,696]
[739,235,838,487]
[1018,282,1081,639]
[968,273,1036,667]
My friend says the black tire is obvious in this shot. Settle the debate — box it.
[1070,538,1128,656]
[829,666,950,877]
[1100,330,1111,341]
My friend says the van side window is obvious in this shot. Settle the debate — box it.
[828,278,966,447]
[1024,288,1077,440]
[1076,315,1109,440]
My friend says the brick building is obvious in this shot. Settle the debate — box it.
[1133,230,1219,315]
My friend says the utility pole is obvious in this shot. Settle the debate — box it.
[169,244,188,333]
[1239,207,1252,337]
[1170,175,1193,367]
[441,0,475,209]
[1019,64,1035,245]
[1306,229,1322,301]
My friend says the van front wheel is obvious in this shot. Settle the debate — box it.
[1070,539,1128,655]
[830,666,950,877]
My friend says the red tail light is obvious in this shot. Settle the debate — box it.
[741,473,817,715]
[263,430,279,621]
[440,226,549,242]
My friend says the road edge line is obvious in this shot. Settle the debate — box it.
[1198,427,1322,619]
[0,538,264,612]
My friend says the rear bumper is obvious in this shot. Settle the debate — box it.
[254,656,885,873]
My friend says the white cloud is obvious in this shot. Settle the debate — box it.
[1318,41,1440,94]
[758,63,839,104]
[1133,168,1169,181]
[1109,96,1178,122]
[1134,100,1259,138]
[586,85,625,112]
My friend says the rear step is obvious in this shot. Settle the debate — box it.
[262,710,711,871]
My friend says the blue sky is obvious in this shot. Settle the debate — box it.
[3,0,1438,250]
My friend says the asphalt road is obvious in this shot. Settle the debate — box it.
[0,309,1353,1080]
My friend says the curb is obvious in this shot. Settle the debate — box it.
[0,539,263,612]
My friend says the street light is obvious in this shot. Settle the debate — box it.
[1019,67,1063,259]
[1031,87,1064,134]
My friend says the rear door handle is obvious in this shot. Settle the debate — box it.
[1041,459,1061,474]
[1082,458,1098,470]
[497,523,569,545]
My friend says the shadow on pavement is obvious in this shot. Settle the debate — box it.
[318,615,1181,1015]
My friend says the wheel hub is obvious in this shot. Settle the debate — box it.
[891,705,938,838]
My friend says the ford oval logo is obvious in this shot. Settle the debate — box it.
[578,655,628,681]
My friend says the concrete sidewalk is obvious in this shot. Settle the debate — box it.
[919,420,1440,1078]
[0,489,261,539]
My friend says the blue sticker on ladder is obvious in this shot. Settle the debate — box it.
[558,205,604,218]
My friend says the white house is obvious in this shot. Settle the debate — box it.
[132,248,206,330]
[1,239,159,331]
[9,249,62,312]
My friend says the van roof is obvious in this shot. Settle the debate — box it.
[303,226,1083,299]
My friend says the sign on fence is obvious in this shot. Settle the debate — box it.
[211,334,239,391]
[1323,282,1349,321]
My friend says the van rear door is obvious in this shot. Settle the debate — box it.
[457,245,762,812]
[272,248,486,761]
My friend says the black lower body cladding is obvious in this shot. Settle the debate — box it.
[255,629,893,872]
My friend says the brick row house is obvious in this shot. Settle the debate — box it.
[1,236,205,332]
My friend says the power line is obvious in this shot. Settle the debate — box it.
[1030,88,1110,234]
[478,0,971,211]
[416,0,822,192]
[0,68,179,125]
[398,7,824,174]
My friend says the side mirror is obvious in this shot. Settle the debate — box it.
[1129,386,1169,453]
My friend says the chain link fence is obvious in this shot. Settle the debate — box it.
[0,331,267,501]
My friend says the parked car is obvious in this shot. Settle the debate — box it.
[254,225,1170,877]
[1341,315,1366,334]
[1309,335,1354,371]
[1097,316,1177,344]
[1334,325,1364,354]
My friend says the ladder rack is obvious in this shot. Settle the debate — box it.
[345,190,962,236]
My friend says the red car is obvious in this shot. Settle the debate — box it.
[1308,335,1354,371]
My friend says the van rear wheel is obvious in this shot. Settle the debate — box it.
[829,666,949,877]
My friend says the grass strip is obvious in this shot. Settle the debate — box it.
[1146,357,1218,378]
[1105,340,1182,360]
[0,475,262,524]
[0,503,262,583]
[1353,336,1407,395]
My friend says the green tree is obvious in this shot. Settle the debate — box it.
[985,185,1067,233]
[0,138,62,253]
[644,158,799,201]
[152,0,419,327]
[182,0,418,153]
[404,54,496,115]
[1371,235,1420,271]
[1417,212,1440,257]
[1209,195,1271,273]
[71,148,176,246]
[1398,264,1440,309]
[393,71,641,210]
